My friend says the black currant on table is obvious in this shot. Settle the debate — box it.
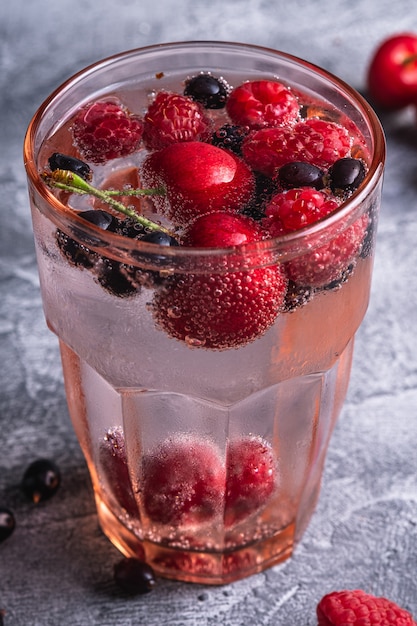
[114,558,156,594]
[21,459,61,503]
[0,507,16,543]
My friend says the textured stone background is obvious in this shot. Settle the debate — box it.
[2,0,417,624]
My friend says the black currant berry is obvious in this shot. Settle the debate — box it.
[211,124,248,155]
[184,73,228,109]
[0,507,16,543]
[21,459,61,503]
[328,158,366,195]
[277,161,325,190]
[48,152,92,181]
[242,172,276,220]
[283,281,313,312]
[141,230,179,246]
[114,558,156,594]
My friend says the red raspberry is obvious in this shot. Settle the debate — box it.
[99,427,138,517]
[72,100,143,164]
[142,141,255,227]
[225,435,277,527]
[242,118,352,177]
[226,80,300,129]
[317,589,417,626]
[263,188,368,287]
[141,435,225,526]
[142,91,212,150]
[153,212,288,350]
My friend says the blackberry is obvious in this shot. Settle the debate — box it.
[277,161,325,190]
[114,558,156,594]
[22,459,61,503]
[0,507,16,543]
[328,157,366,195]
[184,73,228,109]
[211,124,248,155]
[48,152,92,181]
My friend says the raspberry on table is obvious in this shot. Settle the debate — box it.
[142,91,212,150]
[72,100,143,164]
[242,118,352,177]
[226,79,300,129]
[317,589,417,626]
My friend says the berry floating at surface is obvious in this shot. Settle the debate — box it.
[226,79,300,128]
[184,73,229,109]
[142,91,212,150]
[141,141,255,227]
[317,589,417,626]
[72,100,143,164]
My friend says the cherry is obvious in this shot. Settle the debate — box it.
[367,33,417,109]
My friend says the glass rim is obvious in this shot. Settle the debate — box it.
[23,40,386,265]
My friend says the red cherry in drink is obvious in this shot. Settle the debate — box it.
[367,33,417,109]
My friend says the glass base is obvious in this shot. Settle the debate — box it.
[96,495,301,584]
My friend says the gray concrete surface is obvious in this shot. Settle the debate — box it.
[2,0,417,624]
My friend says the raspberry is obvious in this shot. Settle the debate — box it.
[72,101,143,164]
[153,212,288,350]
[263,188,368,287]
[142,91,212,150]
[141,435,225,526]
[317,589,417,626]
[225,435,277,527]
[242,118,352,177]
[142,141,255,227]
[226,80,300,129]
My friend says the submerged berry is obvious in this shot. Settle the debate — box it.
[0,507,16,543]
[141,231,179,246]
[21,459,61,503]
[114,558,156,594]
[48,152,92,181]
[184,73,228,109]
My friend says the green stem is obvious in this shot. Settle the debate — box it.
[43,169,168,233]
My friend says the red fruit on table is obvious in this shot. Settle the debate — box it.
[367,33,417,109]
